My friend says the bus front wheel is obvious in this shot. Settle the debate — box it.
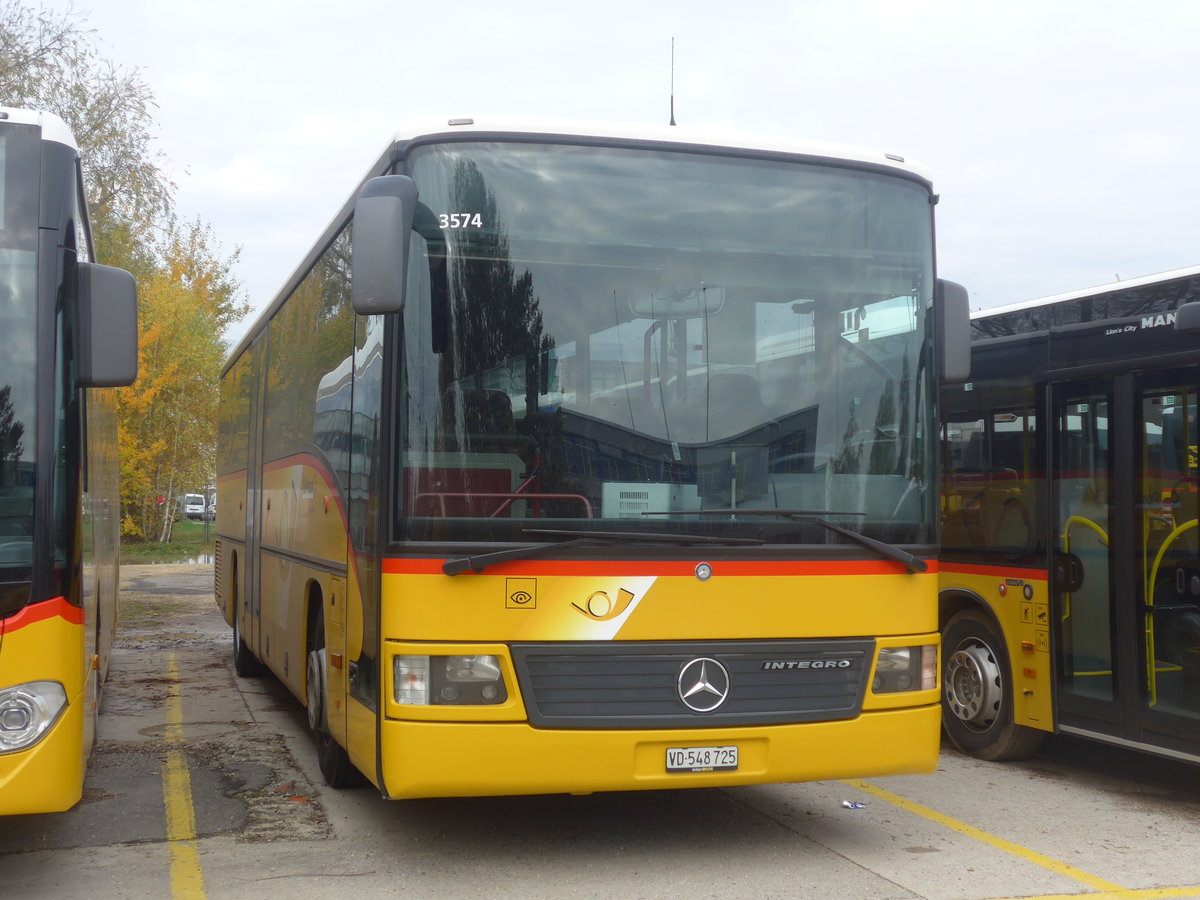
[942,608,1044,761]
[305,613,358,788]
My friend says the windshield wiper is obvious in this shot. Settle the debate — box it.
[443,528,764,575]
[646,509,927,574]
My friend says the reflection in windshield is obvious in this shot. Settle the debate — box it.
[398,141,935,547]
[0,381,32,571]
[0,128,39,602]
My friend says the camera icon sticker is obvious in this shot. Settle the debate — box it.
[506,577,537,609]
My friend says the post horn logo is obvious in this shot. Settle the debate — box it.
[572,588,635,621]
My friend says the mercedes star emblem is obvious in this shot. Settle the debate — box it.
[677,657,730,712]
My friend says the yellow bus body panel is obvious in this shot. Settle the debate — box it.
[0,607,89,815]
[215,471,247,546]
[261,459,347,565]
[939,563,1054,731]
[376,565,940,796]
[380,566,938,643]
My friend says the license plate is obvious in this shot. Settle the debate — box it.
[665,745,738,773]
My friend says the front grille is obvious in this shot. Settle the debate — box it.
[511,639,874,729]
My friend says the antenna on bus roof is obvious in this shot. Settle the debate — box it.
[669,37,677,126]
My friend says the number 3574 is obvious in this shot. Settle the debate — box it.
[439,213,483,229]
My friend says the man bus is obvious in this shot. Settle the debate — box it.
[941,266,1200,763]
[217,117,969,798]
[0,107,138,814]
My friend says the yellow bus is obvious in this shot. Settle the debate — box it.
[940,267,1200,763]
[216,117,969,798]
[0,107,138,814]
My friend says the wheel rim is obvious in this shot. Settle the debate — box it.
[944,638,1004,732]
[306,648,324,733]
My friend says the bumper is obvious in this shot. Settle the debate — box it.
[379,703,940,799]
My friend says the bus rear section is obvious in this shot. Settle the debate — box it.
[216,118,967,798]
[940,269,1200,764]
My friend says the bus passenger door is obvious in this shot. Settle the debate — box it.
[1052,382,1122,732]
[1136,375,1200,747]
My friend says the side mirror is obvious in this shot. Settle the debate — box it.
[78,262,138,387]
[351,175,419,314]
[1175,301,1200,333]
[936,279,971,383]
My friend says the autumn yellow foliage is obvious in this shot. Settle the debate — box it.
[116,221,247,542]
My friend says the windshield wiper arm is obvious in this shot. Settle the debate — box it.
[655,509,927,574]
[443,528,764,575]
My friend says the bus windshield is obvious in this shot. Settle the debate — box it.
[0,125,39,608]
[398,141,935,546]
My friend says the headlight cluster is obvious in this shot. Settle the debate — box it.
[0,681,68,753]
[872,645,937,694]
[393,655,508,706]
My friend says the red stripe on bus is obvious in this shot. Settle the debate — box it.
[262,453,338,486]
[383,557,937,577]
[1,596,83,634]
[939,561,1046,581]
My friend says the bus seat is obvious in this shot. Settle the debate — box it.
[989,495,1033,548]
[961,432,985,469]
[668,373,768,441]
[711,373,768,434]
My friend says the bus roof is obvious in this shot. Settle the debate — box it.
[0,106,77,151]
[380,116,932,183]
[225,115,933,371]
[975,263,1200,321]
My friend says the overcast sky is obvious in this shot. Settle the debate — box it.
[36,0,1200,344]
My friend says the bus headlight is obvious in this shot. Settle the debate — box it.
[872,645,937,693]
[393,655,508,706]
[0,681,68,753]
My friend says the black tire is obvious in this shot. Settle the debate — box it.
[232,574,265,677]
[942,608,1045,761]
[306,612,359,788]
[233,613,265,677]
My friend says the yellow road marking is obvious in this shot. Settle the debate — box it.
[985,891,1200,900]
[844,779,1124,893]
[163,653,206,899]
